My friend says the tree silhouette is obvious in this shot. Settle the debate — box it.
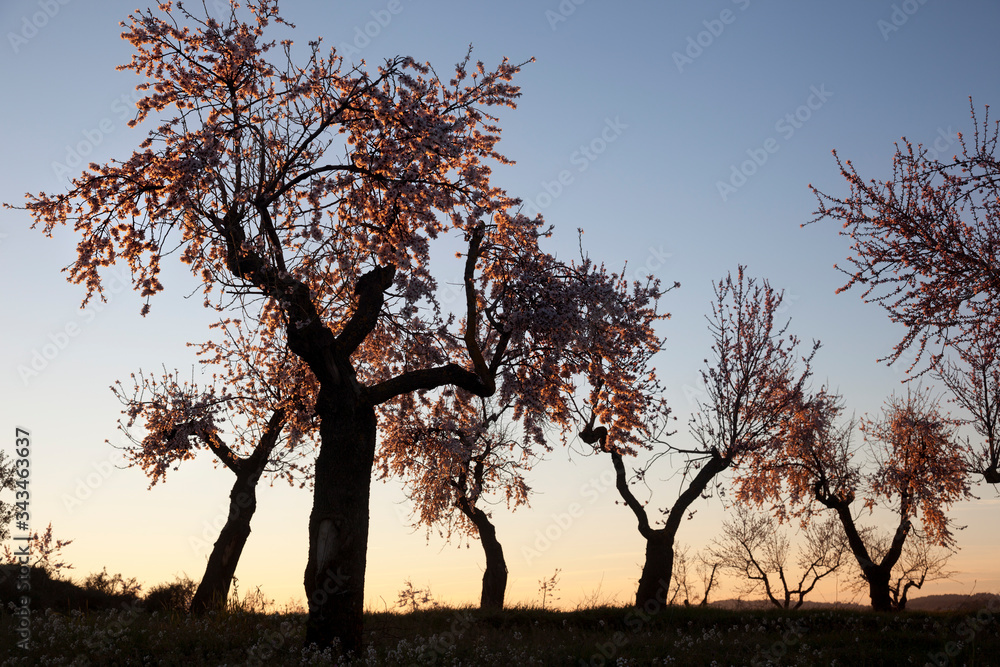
[13,1,662,649]
[734,388,971,611]
[842,525,955,611]
[378,248,668,610]
[378,393,529,610]
[707,504,846,609]
[935,339,1000,484]
[113,317,317,613]
[583,268,815,609]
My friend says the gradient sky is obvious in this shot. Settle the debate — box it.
[2,0,999,610]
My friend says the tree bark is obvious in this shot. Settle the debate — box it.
[864,565,894,612]
[303,384,377,654]
[273,262,490,652]
[462,505,507,610]
[189,410,285,614]
[635,532,674,608]
[189,468,260,613]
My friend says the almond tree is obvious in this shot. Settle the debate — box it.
[582,268,816,608]
[734,388,971,611]
[707,504,846,609]
[12,2,662,649]
[809,102,1000,372]
[113,316,317,613]
[843,526,955,611]
[377,252,667,610]
[377,393,528,610]
[935,340,1000,484]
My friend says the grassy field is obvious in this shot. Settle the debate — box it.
[2,598,999,666]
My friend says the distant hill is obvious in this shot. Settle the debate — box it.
[904,592,1000,612]
[708,593,999,612]
[709,598,866,611]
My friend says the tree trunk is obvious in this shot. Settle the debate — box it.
[634,454,730,609]
[635,531,674,609]
[471,510,507,610]
[864,565,894,612]
[303,386,377,654]
[829,501,907,612]
[189,409,283,615]
[189,468,261,613]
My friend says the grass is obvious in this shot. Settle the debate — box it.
[1,566,997,665]
[1,598,998,666]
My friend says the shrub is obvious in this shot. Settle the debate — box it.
[144,574,196,612]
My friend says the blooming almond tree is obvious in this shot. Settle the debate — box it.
[582,268,816,609]
[378,250,667,610]
[113,316,317,613]
[809,102,1000,372]
[734,388,971,611]
[12,1,660,650]
[377,393,530,610]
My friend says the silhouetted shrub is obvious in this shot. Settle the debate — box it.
[144,575,196,613]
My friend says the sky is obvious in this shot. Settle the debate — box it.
[1,0,999,611]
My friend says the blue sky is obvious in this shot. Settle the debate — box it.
[1,0,999,608]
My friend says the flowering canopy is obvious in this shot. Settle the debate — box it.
[378,245,669,539]
[735,387,971,548]
[809,103,1000,372]
[12,0,673,648]
[112,315,318,488]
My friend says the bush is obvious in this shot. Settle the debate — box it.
[144,575,196,612]
[83,567,142,601]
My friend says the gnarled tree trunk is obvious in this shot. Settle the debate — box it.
[863,565,894,612]
[189,470,260,613]
[190,410,285,614]
[829,501,909,612]
[583,418,732,611]
[460,503,507,610]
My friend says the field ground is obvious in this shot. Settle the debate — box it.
[1,601,998,666]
